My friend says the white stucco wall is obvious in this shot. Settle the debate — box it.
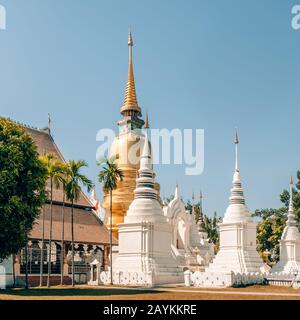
[0,256,14,289]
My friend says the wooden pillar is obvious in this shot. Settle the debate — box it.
[14,254,21,277]
[63,243,69,276]
[103,245,109,271]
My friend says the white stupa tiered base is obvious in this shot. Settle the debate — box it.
[109,221,183,287]
[184,222,265,287]
[271,240,300,274]
[205,222,264,274]
[101,218,184,287]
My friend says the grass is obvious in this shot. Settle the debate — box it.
[1,285,300,300]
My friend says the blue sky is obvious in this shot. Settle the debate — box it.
[0,0,299,216]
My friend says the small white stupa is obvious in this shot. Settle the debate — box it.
[194,191,215,266]
[107,135,183,287]
[206,129,264,274]
[272,177,300,274]
[186,130,265,287]
[189,192,201,248]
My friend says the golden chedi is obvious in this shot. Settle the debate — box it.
[102,33,160,239]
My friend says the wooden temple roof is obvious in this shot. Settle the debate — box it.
[21,125,117,246]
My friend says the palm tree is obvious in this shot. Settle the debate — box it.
[54,163,69,286]
[40,153,64,288]
[60,177,67,286]
[39,206,45,287]
[98,157,124,285]
[64,160,93,287]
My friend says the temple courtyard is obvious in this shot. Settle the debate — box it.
[1,285,300,300]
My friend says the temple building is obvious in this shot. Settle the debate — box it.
[163,186,214,270]
[101,32,160,239]
[271,177,300,274]
[9,122,115,286]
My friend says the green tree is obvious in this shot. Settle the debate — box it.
[184,198,221,251]
[40,153,65,288]
[98,157,124,285]
[254,208,286,262]
[254,171,300,263]
[0,118,47,261]
[65,160,93,287]
[203,212,221,251]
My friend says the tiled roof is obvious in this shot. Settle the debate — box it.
[29,204,117,245]
[20,124,117,246]
[24,127,93,208]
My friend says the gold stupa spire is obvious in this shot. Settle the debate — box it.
[120,32,141,115]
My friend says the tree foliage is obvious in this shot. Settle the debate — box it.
[98,157,124,194]
[64,159,93,287]
[203,212,222,249]
[254,208,286,262]
[0,118,47,260]
[98,156,124,285]
[65,160,93,203]
[39,152,66,287]
[184,200,221,247]
[254,171,300,263]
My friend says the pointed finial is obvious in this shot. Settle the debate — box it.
[234,128,239,144]
[234,128,240,172]
[120,31,141,115]
[144,112,150,129]
[199,190,203,214]
[192,191,195,205]
[174,182,179,199]
[289,176,294,210]
[48,113,51,134]
[128,31,133,46]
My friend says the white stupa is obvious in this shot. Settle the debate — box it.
[205,129,264,274]
[207,131,263,274]
[272,177,300,274]
[110,135,183,286]
[186,130,265,287]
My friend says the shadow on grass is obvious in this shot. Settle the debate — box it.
[1,287,160,297]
